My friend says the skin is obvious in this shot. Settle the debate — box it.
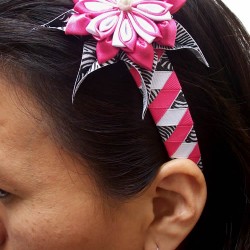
[0,78,207,250]
[0,80,149,250]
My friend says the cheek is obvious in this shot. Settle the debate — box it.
[4,200,116,250]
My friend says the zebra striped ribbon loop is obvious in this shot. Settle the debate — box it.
[42,2,209,167]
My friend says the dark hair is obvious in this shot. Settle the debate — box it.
[0,0,249,249]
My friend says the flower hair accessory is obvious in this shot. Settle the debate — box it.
[43,0,209,167]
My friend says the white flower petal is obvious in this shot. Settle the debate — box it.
[132,0,172,22]
[85,2,114,12]
[112,12,126,47]
[136,3,165,14]
[128,13,156,43]
[132,7,172,21]
[99,15,118,32]
[86,11,118,36]
[120,19,133,42]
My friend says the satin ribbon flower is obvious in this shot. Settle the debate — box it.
[66,0,186,69]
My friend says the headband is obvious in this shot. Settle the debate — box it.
[42,0,209,167]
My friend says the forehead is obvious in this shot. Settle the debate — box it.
[0,79,45,150]
[0,79,49,181]
[0,78,68,188]
[0,78,92,192]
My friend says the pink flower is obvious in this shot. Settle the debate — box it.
[66,0,186,69]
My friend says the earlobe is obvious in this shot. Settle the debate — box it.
[144,159,207,250]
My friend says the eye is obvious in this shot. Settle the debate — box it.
[0,189,10,199]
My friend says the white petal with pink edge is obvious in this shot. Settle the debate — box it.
[112,12,126,47]
[84,1,115,12]
[99,15,119,32]
[137,3,165,14]
[133,6,172,21]
[120,19,134,42]
[128,13,159,43]
[86,11,119,36]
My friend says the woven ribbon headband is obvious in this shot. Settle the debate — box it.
[42,0,209,167]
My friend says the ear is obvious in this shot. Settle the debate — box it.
[144,159,207,250]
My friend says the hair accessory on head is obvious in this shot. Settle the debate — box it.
[42,0,209,167]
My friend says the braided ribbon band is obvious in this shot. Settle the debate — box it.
[133,50,203,166]
[42,1,208,167]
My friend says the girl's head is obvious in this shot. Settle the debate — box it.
[0,0,249,249]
